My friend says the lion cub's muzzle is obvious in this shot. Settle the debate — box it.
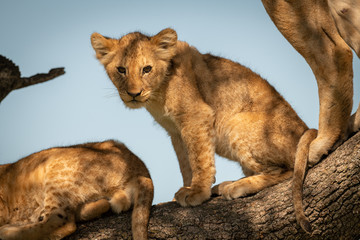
[121,89,149,108]
[126,90,142,98]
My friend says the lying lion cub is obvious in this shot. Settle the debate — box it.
[91,28,318,232]
[0,140,153,240]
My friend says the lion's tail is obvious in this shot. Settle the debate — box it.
[293,128,318,233]
[131,175,154,240]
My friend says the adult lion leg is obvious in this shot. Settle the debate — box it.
[262,0,354,163]
[328,0,360,57]
[328,0,360,135]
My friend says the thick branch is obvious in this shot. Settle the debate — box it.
[0,55,65,103]
[67,132,360,239]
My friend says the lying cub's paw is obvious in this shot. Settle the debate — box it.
[174,187,211,207]
[0,225,22,240]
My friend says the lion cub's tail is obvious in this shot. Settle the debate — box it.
[293,128,318,233]
[131,175,154,240]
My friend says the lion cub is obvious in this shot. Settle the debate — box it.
[0,140,153,240]
[91,28,318,232]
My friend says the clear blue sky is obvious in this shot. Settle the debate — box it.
[0,0,359,204]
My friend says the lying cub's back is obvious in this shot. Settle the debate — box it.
[0,140,151,225]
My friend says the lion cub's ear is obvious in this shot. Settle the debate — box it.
[151,28,178,60]
[90,33,115,61]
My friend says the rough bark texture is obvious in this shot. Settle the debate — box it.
[66,132,360,240]
[0,55,65,103]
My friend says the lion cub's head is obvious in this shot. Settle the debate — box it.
[91,28,177,109]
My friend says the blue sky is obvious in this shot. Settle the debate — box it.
[0,1,359,204]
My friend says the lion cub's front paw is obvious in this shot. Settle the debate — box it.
[221,182,248,200]
[174,187,211,207]
[211,181,233,196]
[212,181,249,200]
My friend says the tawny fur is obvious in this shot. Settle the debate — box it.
[0,140,153,240]
[91,28,320,232]
[262,0,360,165]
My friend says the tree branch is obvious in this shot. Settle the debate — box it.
[13,67,65,90]
[0,55,65,103]
[66,132,360,240]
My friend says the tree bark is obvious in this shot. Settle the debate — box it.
[66,132,360,240]
[0,55,65,103]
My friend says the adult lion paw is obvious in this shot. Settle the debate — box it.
[308,137,332,166]
[174,187,211,207]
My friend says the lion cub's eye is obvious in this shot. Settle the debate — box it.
[142,65,152,74]
[117,67,126,74]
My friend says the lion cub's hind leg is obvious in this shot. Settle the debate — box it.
[76,198,111,221]
[109,189,132,214]
[213,171,293,200]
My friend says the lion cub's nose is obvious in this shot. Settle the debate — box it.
[126,90,142,98]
